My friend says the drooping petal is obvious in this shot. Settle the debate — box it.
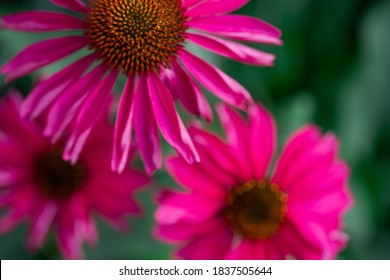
[112,76,136,173]
[1,36,87,82]
[133,75,162,174]
[188,15,282,45]
[186,0,249,19]
[51,0,88,13]
[147,73,199,164]
[21,54,95,119]
[63,71,118,164]
[187,33,275,66]
[179,49,252,109]
[1,11,85,32]
[160,60,212,122]
[248,103,276,179]
[44,64,107,141]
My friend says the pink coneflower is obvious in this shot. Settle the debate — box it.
[1,0,282,174]
[0,91,149,259]
[154,103,353,259]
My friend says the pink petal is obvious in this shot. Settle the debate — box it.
[187,33,275,66]
[133,75,162,174]
[44,64,107,141]
[51,0,88,13]
[179,49,252,109]
[112,76,136,173]
[156,190,224,224]
[165,156,228,199]
[27,202,57,251]
[272,125,321,185]
[248,103,276,179]
[1,36,87,82]
[0,92,42,146]
[64,71,118,164]
[160,60,212,122]
[176,227,233,260]
[181,0,199,9]
[21,54,95,119]
[225,239,255,259]
[155,217,226,242]
[1,11,85,32]
[188,15,282,45]
[188,124,242,178]
[186,0,249,18]
[147,73,199,164]
[216,104,252,180]
[273,129,339,191]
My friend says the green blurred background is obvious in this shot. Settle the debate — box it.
[1,0,389,259]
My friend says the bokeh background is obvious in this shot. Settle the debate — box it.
[1,0,389,259]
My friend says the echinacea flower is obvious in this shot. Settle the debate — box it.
[154,103,353,259]
[1,0,282,174]
[0,91,149,259]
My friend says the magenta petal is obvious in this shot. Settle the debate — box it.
[181,0,199,9]
[216,104,252,180]
[186,0,249,18]
[112,76,136,173]
[248,103,276,179]
[156,190,224,224]
[0,92,42,146]
[156,217,226,242]
[2,11,85,32]
[188,15,282,45]
[44,64,107,141]
[272,125,321,185]
[187,33,275,66]
[165,156,227,199]
[160,59,212,122]
[133,75,162,174]
[27,203,57,251]
[1,36,87,82]
[147,73,199,164]
[188,124,241,178]
[64,71,118,164]
[179,49,252,109]
[225,239,255,260]
[51,0,88,13]
[176,227,233,260]
[21,54,95,119]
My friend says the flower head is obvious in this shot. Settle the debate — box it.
[1,0,282,174]
[0,91,149,259]
[154,103,353,259]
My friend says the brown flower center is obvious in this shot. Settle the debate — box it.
[34,150,85,200]
[225,180,288,239]
[85,0,187,75]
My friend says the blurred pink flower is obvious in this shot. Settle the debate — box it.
[0,91,149,259]
[1,0,282,174]
[154,103,353,259]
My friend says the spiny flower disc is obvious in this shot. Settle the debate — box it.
[85,0,188,75]
[34,150,85,200]
[225,180,288,239]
